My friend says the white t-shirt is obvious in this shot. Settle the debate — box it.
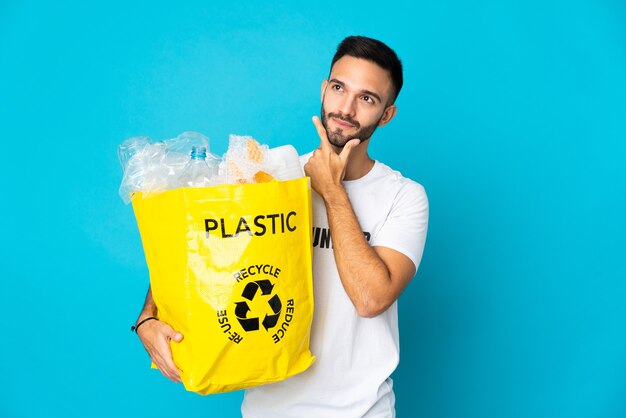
[242,154,429,418]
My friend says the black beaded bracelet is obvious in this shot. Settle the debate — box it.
[131,316,158,333]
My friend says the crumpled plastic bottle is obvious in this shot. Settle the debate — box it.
[118,131,213,203]
[118,131,303,204]
[178,146,219,188]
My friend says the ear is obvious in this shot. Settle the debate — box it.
[378,105,397,127]
[320,79,328,102]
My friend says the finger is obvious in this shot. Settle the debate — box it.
[152,353,176,381]
[168,362,182,383]
[140,321,183,382]
[162,323,184,342]
[159,357,181,383]
[169,368,182,383]
[312,116,331,151]
[339,138,360,163]
[157,339,182,382]
[156,359,177,382]
[163,367,180,383]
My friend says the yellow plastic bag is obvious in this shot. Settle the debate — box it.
[131,177,315,394]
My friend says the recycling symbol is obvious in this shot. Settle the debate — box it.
[234,279,282,332]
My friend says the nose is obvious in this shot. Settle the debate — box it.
[337,94,357,118]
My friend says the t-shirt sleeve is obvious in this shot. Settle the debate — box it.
[370,181,429,270]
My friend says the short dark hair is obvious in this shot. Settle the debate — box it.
[330,36,403,104]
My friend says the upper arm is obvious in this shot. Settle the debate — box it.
[371,181,429,272]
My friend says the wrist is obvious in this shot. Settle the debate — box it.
[318,182,346,202]
[136,311,157,328]
[131,316,158,333]
[320,183,348,205]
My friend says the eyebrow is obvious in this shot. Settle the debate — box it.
[328,78,383,103]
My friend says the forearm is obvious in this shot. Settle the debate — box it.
[323,186,393,317]
[137,286,158,321]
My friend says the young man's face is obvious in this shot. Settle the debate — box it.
[320,55,396,148]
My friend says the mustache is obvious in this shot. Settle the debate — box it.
[327,112,360,129]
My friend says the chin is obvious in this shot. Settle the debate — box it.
[327,134,349,148]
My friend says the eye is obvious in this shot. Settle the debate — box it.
[362,95,374,104]
[331,84,342,91]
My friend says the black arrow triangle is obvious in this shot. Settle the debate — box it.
[242,282,259,301]
[256,280,275,295]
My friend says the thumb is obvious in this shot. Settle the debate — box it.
[163,324,184,342]
[340,138,360,162]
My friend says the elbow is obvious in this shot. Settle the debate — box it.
[353,272,395,318]
[355,299,390,318]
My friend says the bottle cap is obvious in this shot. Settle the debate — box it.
[191,146,207,160]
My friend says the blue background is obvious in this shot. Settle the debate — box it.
[1,0,625,417]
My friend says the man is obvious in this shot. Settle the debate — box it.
[134,36,428,417]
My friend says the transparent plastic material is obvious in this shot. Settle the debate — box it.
[178,146,219,188]
[118,132,304,204]
[265,145,304,181]
[118,136,150,171]
[118,132,217,203]
[219,135,273,184]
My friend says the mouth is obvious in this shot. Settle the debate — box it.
[331,117,356,130]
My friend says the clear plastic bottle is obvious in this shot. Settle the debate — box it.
[178,146,218,188]
[118,136,150,172]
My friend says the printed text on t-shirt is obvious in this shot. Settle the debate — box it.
[312,227,371,249]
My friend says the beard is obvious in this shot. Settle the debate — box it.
[320,103,383,148]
